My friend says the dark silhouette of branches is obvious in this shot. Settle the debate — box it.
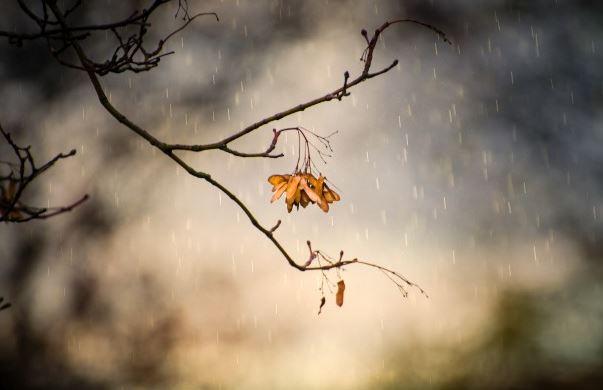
[0,0,450,305]
[2,1,218,73]
[0,122,88,223]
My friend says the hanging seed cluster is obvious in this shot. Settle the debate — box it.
[268,172,340,213]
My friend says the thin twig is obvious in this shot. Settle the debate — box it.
[0,122,88,223]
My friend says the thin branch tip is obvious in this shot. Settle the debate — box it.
[269,219,281,233]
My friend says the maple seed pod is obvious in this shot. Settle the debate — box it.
[324,185,340,203]
[271,182,287,203]
[285,175,301,203]
[268,174,288,187]
[299,177,321,205]
[300,190,311,208]
[267,172,340,213]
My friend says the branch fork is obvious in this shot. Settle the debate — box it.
[0,123,88,223]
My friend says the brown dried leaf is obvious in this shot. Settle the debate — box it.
[294,185,302,210]
[318,198,329,212]
[305,173,319,189]
[300,190,311,208]
[268,174,289,187]
[329,187,341,202]
[294,184,302,203]
[324,184,340,202]
[335,280,345,307]
[315,175,330,212]
[286,192,295,213]
[299,177,322,205]
[285,175,301,202]
[315,175,325,195]
[270,182,288,203]
[323,191,334,203]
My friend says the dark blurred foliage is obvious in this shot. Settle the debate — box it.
[375,277,603,390]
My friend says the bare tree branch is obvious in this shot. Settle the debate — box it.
[0,122,88,223]
[2,1,175,45]
[1,0,449,304]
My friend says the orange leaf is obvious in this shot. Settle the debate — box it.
[293,185,302,210]
[323,190,335,203]
[300,190,311,208]
[270,182,288,203]
[286,196,295,213]
[315,175,330,212]
[305,173,319,189]
[268,174,289,187]
[318,197,329,212]
[329,188,341,202]
[286,178,300,213]
[324,183,340,202]
[299,177,322,205]
[315,175,325,195]
[285,175,301,203]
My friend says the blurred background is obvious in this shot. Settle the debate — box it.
[0,0,602,388]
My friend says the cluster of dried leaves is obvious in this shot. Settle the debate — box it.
[268,172,340,213]
[317,280,345,315]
